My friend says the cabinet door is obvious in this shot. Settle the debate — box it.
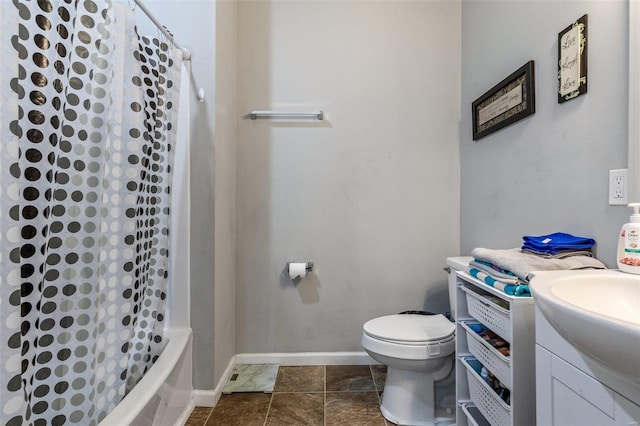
[536,345,553,425]
[615,394,640,426]
[551,376,616,426]
[537,345,640,426]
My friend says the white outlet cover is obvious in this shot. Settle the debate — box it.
[609,168,629,205]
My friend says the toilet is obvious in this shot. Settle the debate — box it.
[361,257,469,426]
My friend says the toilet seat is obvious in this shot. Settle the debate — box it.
[362,314,455,360]
[363,314,454,343]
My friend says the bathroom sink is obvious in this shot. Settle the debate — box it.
[529,270,640,381]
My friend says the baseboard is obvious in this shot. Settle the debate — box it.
[235,351,376,366]
[192,389,216,408]
[192,354,237,407]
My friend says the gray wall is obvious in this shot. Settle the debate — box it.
[235,0,461,353]
[460,1,629,266]
[212,0,237,387]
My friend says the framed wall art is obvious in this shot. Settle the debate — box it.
[558,14,588,103]
[472,60,536,141]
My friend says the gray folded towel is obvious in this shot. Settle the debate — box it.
[471,247,607,281]
[521,248,594,259]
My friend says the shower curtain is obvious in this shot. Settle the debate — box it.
[0,1,182,425]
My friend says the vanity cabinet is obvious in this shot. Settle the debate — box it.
[535,306,640,426]
[454,270,536,426]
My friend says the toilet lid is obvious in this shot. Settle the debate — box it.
[363,314,455,343]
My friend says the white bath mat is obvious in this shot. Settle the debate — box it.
[222,364,279,393]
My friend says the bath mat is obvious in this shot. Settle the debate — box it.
[222,364,279,393]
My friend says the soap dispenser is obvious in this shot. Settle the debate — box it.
[617,203,640,274]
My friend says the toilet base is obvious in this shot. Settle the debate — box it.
[379,367,455,426]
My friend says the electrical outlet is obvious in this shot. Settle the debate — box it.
[609,169,629,205]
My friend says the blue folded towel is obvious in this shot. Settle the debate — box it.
[522,232,595,254]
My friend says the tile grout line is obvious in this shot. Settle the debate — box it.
[323,365,327,426]
[202,407,214,426]
[262,368,277,426]
[263,391,274,426]
[370,365,390,426]
[369,365,380,425]
[370,365,381,402]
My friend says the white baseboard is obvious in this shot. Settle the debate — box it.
[235,351,376,366]
[192,389,217,408]
[192,354,237,407]
[192,351,377,409]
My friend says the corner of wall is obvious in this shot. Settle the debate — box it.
[212,0,238,387]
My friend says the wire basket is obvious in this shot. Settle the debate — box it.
[462,357,511,426]
[461,321,511,388]
[462,286,511,342]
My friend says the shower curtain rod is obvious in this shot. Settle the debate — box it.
[133,0,191,60]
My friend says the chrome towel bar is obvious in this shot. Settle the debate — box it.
[249,110,324,121]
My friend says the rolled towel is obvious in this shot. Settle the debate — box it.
[471,247,606,282]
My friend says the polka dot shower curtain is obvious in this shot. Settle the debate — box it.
[0,1,182,425]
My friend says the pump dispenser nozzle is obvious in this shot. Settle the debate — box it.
[629,203,640,223]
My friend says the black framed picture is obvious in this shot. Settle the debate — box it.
[472,61,536,141]
[558,14,588,103]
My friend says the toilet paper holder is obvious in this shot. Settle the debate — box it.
[286,262,314,281]
[287,262,314,273]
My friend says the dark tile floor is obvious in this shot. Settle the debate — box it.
[185,365,398,426]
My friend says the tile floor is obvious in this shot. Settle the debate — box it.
[185,365,398,426]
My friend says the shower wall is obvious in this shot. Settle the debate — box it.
[236,0,462,353]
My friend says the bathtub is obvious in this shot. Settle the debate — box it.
[99,327,194,426]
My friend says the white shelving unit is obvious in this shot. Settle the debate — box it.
[454,270,536,426]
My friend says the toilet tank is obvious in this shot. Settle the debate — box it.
[445,257,472,321]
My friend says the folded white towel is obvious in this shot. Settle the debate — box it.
[471,247,607,281]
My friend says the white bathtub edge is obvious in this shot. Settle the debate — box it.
[175,400,196,426]
[99,328,193,426]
